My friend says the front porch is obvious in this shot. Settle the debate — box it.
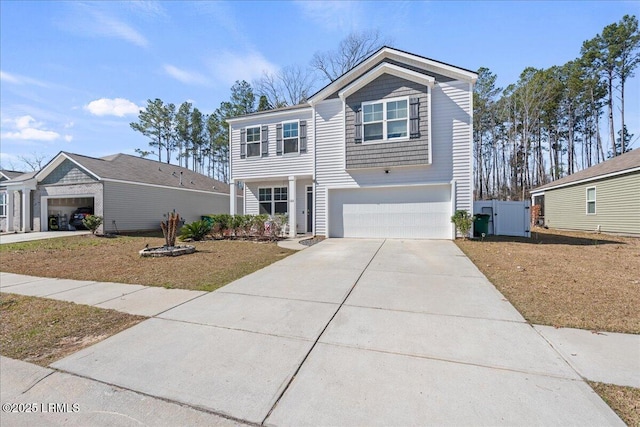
[230,175,314,238]
[2,177,38,233]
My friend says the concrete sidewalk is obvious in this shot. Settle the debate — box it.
[0,231,91,245]
[5,238,622,426]
[0,272,205,317]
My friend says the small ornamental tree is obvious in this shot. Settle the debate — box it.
[451,210,475,239]
[161,212,181,247]
[82,215,103,235]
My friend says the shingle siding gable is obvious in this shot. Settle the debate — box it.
[40,159,97,185]
[345,73,429,169]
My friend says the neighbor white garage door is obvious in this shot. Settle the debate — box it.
[328,184,452,239]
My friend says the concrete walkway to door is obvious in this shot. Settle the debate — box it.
[3,239,624,426]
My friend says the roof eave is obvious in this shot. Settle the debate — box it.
[531,166,640,193]
[309,46,477,106]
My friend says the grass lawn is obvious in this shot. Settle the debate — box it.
[0,233,295,292]
[589,382,640,427]
[0,293,144,366]
[455,227,640,334]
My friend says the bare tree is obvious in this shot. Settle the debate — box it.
[254,64,316,108]
[17,152,49,171]
[311,29,391,82]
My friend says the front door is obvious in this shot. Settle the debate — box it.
[306,186,313,233]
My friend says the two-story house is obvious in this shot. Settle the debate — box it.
[228,47,477,239]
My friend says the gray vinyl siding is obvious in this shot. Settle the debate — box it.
[103,181,229,232]
[544,171,640,234]
[40,159,97,185]
[345,73,429,169]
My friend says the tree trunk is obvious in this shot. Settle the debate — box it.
[607,72,616,156]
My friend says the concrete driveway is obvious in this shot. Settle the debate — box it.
[50,239,622,426]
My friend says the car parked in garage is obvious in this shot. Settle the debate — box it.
[69,207,94,229]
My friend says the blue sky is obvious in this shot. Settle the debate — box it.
[1,1,639,170]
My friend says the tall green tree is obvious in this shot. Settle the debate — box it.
[130,98,166,162]
[175,101,193,169]
[190,108,205,173]
[612,15,640,154]
[473,67,500,199]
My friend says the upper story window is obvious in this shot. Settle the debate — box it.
[362,97,408,142]
[283,122,299,154]
[586,187,596,214]
[246,126,261,157]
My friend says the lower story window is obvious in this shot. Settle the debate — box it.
[0,192,6,217]
[259,187,288,215]
[586,187,596,214]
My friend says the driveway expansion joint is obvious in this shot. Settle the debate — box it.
[342,302,530,324]
[153,316,315,343]
[260,239,387,425]
[315,341,584,382]
[46,367,257,426]
[217,290,340,306]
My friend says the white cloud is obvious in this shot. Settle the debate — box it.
[64,135,73,142]
[96,13,149,48]
[208,51,279,86]
[127,1,168,18]
[294,1,362,31]
[163,64,210,85]
[84,98,141,117]
[1,115,62,142]
[60,4,149,48]
[0,70,50,88]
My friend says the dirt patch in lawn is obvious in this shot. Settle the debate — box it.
[589,382,640,426]
[456,228,640,334]
[0,293,144,366]
[0,233,295,292]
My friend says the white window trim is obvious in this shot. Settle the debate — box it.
[258,186,288,216]
[282,120,300,155]
[0,191,6,217]
[362,96,409,144]
[246,125,261,158]
[586,186,596,215]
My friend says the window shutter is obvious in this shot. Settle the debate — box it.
[354,107,362,144]
[276,123,283,155]
[261,125,269,156]
[240,128,246,158]
[300,121,307,153]
[410,97,420,138]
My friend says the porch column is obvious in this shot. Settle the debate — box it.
[288,176,297,237]
[6,190,14,232]
[21,189,31,232]
[229,179,236,215]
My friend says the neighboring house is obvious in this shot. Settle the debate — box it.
[227,47,477,239]
[0,169,28,232]
[530,149,640,235]
[1,152,240,234]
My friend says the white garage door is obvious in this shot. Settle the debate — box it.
[328,185,452,239]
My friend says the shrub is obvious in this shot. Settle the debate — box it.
[179,220,212,241]
[451,210,475,239]
[270,214,289,239]
[82,215,103,235]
